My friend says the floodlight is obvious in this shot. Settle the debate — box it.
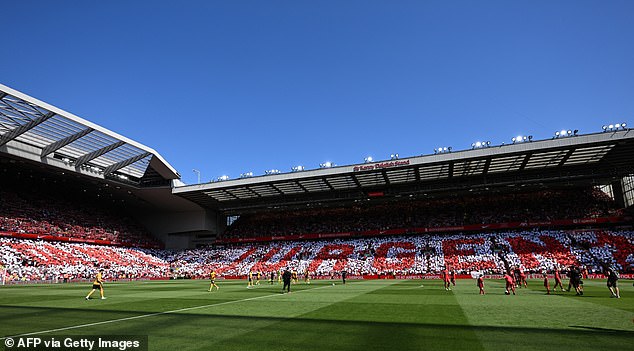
[320,162,334,168]
[240,172,254,178]
[473,140,491,149]
[217,175,230,181]
[390,153,399,160]
[603,123,628,132]
[555,129,574,138]
[192,169,201,183]
[291,165,305,172]
[434,146,452,154]
[364,156,373,163]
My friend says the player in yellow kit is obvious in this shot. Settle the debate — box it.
[247,271,254,288]
[304,270,311,284]
[208,270,219,291]
[291,270,298,284]
[85,269,106,300]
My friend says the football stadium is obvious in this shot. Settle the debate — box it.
[0,82,632,351]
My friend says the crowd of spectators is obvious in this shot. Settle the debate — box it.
[2,230,631,282]
[0,237,168,281]
[0,174,161,248]
[223,188,622,239]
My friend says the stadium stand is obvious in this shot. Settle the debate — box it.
[222,187,623,239]
[0,237,168,281]
[2,229,631,282]
[1,85,633,284]
[0,166,161,248]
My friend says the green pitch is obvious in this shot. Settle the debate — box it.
[1,279,632,351]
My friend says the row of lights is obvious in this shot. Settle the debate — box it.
[554,129,578,138]
[511,135,533,143]
[602,123,627,132]
[434,147,452,154]
[214,159,345,181]
[471,141,491,149]
[202,123,629,183]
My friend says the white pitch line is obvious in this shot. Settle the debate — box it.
[1,285,332,340]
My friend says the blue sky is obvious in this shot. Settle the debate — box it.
[1,1,633,184]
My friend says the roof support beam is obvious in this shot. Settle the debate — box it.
[0,92,7,100]
[558,149,576,167]
[518,153,532,171]
[103,152,151,175]
[323,178,336,191]
[447,162,455,178]
[222,189,239,200]
[269,184,285,195]
[40,127,94,157]
[482,157,492,175]
[351,175,363,188]
[0,112,55,147]
[295,181,309,193]
[74,141,125,168]
[381,170,390,185]
[245,187,262,198]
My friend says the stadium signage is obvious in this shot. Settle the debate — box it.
[353,160,410,172]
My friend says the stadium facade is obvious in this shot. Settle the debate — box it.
[1,83,633,249]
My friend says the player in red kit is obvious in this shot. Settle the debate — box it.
[477,274,485,295]
[442,268,451,291]
[553,268,564,292]
[543,273,550,295]
[504,272,516,295]
[518,266,528,288]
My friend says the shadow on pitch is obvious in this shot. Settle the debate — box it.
[2,304,634,339]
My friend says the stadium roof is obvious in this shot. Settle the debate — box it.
[0,84,179,184]
[174,129,634,212]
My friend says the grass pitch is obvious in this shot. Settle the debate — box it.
[1,279,632,351]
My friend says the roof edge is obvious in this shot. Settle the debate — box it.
[0,83,180,180]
